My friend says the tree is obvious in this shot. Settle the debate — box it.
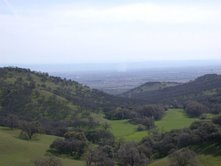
[4,114,18,129]
[213,115,221,126]
[136,105,165,120]
[184,101,208,117]
[34,156,63,166]
[169,148,198,166]
[102,122,111,130]
[19,121,41,140]
[64,131,87,142]
[86,146,115,166]
[50,131,88,159]
[117,142,148,166]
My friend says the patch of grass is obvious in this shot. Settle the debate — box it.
[91,113,149,141]
[108,120,149,141]
[0,127,84,166]
[149,155,221,166]
[156,108,198,132]
[198,154,221,166]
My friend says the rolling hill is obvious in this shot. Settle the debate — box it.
[120,74,221,108]
[0,67,127,121]
[121,82,180,98]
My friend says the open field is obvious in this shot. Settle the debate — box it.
[0,127,84,166]
[108,120,149,141]
[156,108,198,132]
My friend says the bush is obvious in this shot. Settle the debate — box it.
[213,116,221,126]
[169,148,198,166]
[50,139,87,159]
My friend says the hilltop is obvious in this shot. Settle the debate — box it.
[121,82,180,98]
[0,67,127,121]
[121,74,221,110]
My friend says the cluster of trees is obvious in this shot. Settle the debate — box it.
[120,74,221,112]
[86,142,148,166]
[50,128,115,159]
[84,119,221,166]
[105,105,165,130]
[139,120,221,159]
[169,148,198,166]
[50,131,88,159]
[105,105,165,120]
[184,101,209,117]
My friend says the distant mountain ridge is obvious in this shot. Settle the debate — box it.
[120,74,221,109]
[120,82,181,98]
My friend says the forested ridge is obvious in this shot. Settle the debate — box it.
[121,74,221,110]
[0,67,129,120]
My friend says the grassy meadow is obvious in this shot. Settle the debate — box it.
[0,127,84,166]
[149,154,221,166]
[156,108,198,132]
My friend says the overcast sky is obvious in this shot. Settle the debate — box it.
[1,0,221,64]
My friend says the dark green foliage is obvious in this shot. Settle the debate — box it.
[19,121,41,140]
[169,148,198,166]
[1,114,19,129]
[121,82,180,98]
[64,131,87,142]
[85,130,115,146]
[0,67,128,122]
[139,121,221,159]
[121,74,221,109]
[130,117,155,130]
[50,130,88,159]
[86,146,115,166]
[184,101,209,117]
[50,139,87,159]
[117,142,148,166]
[136,105,165,120]
[105,105,164,130]
[105,107,134,120]
[213,115,221,126]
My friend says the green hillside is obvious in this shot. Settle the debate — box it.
[0,127,84,166]
[121,82,180,98]
[0,67,127,121]
[149,153,221,166]
[121,74,221,111]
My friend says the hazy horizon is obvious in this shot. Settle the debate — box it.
[0,60,221,73]
[1,0,221,64]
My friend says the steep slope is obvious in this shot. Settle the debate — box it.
[121,74,221,107]
[0,67,126,120]
[120,82,180,98]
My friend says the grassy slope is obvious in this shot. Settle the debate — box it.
[156,108,198,132]
[0,127,84,166]
[149,155,221,166]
